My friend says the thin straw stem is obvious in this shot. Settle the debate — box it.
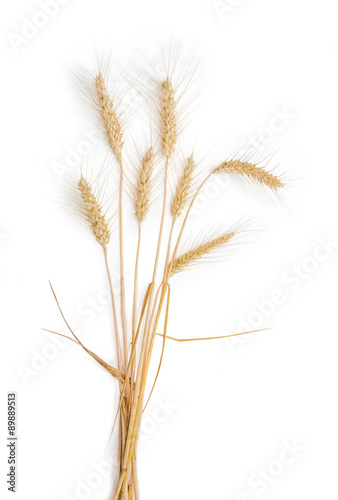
[156,328,272,342]
[165,217,177,273]
[132,224,142,341]
[118,158,129,388]
[104,248,122,370]
[143,284,171,411]
[130,223,142,411]
[103,249,128,498]
[152,156,170,282]
[131,459,139,500]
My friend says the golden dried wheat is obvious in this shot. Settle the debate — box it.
[214,159,283,191]
[48,50,289,500]
[94,72,123,161]
[170,230,236,276]
[135,147,155,223]
[161,77,178,157]
[77,175,111,248]
[171,155,196,218]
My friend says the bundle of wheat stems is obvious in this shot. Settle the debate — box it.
[46,53,285,500]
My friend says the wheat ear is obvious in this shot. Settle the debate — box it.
[94,72,123,161]
[171,154,197,218]
[77,175,111,248]
[214,159,283,191]
[134,147,155,223]
[170,230,236,276]
[161,77,178,158]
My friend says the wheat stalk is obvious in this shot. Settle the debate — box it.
[131,147,155,401]
[93,70,129,379]
[214,159,284,191]
[77,171,126,472]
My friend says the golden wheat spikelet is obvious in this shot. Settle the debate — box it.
[135,147,155,223]
[171,155,197,218]
[94,72,123,162]
[170,230,236,276]
[161,77,178,157]
[214,159,283,191]
[77,175,111,248]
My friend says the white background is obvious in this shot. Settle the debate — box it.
[1,0,338,499]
